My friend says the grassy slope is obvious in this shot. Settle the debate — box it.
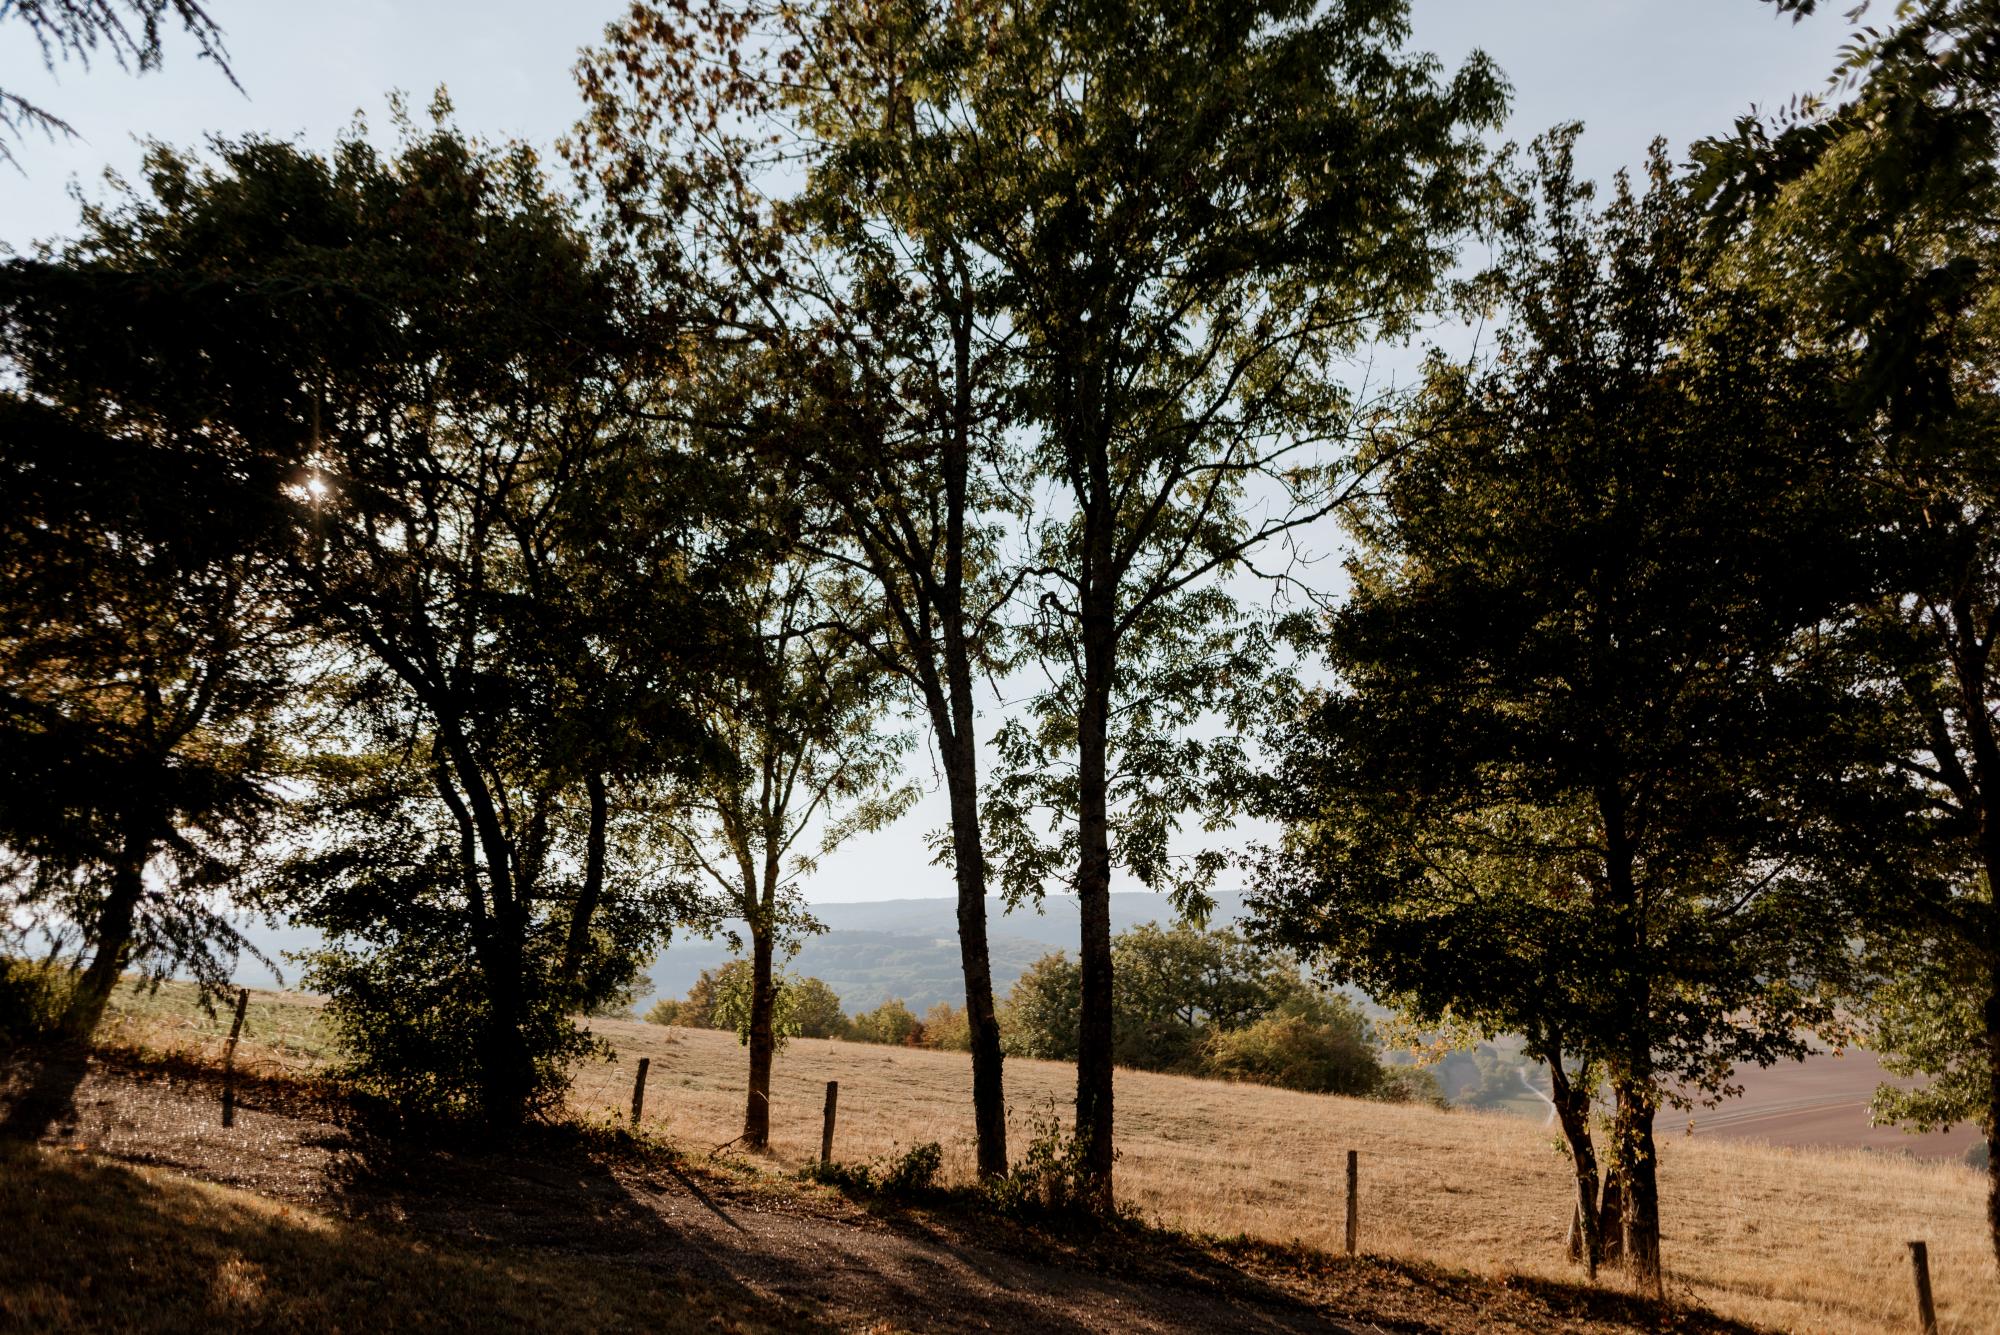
[97,978,2000,1334]
[0,1142,787,1334]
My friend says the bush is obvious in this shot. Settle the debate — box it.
[1001,953,1080,1059]
[301,938,592,1123]
[1200,1012,1383,1096]
[919,1002,971,1051]
[0,957,71,1044]
[849,998,922,1045]
[800,1140,943,1198]
[984,1103,1119,1220]
[643,998,682,1026]
[1376,1065,1450,1109]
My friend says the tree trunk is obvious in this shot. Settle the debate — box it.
[60,824,151,1042]
[1983,864,2000,1268]
[557,769,609,994]
[1614,1082,1664,1296]
[477,912,536,1129]
[1595,1168,1625,1265]
[1074,524,1117,1210]
[944,725,1007,1178]
[744,921,777,1149]
[1546,1052,1601,1279]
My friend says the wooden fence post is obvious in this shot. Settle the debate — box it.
[630,1056,651,1127]
[1344,1149,1358,1256]
[1908,1240,1939,1335]
[220,987,248,1128]
[820,1080,839,1165]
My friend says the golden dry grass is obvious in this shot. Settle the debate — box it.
[570,1020,2000,1335]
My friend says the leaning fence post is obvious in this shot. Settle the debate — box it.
[1344,1149,1359,1256]
[1908,1240,1939,1335]
[220,987,248,1128]
[820,1080,839,1165]
[629,1056,651,1127]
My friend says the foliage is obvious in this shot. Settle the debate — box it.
[1699,0,2000,1260]
[1251,128,1892,1283]
[800,1140,944,1199]
[1200,993,1382,1097]
[849,999,923,1047]
[1376,1065,1451,1111]
[919,1002,971,1052]
[1,0,233,165]
[788,976,849,1040]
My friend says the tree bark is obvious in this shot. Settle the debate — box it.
[744,918,776,1149]
[1074,478,1118,1209]
[1614,1082,1664,1296]
[59,824,150,1042]
[1545,1049,1601,1279]
[944,722,1007,1178]
[557,769,609,994]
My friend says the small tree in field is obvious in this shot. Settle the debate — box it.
[668,555,913,1149]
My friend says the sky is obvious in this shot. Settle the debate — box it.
[2,0,1859,902]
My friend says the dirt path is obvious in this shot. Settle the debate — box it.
[5,1049,1761,1334]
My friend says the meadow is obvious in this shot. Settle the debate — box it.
[100,979,2000,1335]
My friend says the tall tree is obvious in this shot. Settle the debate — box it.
[1706,0,2000,1264]
[893,0,1502,1205]
[577,0,1029,1177]
[1251,134,1888,1293]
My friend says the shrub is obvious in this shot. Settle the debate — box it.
[1201,1012,1383,1096]
[919,1002,971,1051]
[0,957,72,1044]
[800,1141,943,1198]
[789,977,849,1039]
[1376,1065,1450,1109]
[643,998,682,1026]
[849,998,922,1046]
[985,1103,1119,1220]
[301,938,592,1123]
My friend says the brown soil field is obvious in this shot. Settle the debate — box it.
[568,1021,2000,1335]
[1677,1048,1982,1159]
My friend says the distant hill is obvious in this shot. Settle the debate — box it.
[224,892,1247,1015]
[640,892,1248,1012]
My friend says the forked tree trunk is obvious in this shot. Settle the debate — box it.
[744,921,777,1149]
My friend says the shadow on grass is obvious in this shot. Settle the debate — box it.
[0,1140,797,1334]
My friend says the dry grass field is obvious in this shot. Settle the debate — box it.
[93,980,2000,1334]
[571,1020,2000,1335]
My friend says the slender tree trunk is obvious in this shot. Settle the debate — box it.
[1074,502,1118,1209]
[61,824,151,1041]
[557,769,609,993]
[1981,837,2000,1268]
[943,721,1007,1177]
[1546,1051,1601,1279]
[1613,1081,1664,1296]
[744,919,777,1149]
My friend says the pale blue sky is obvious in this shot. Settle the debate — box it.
[2,1,1857,902]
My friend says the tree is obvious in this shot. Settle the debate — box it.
[1702,0,2000,1267]
[875,0,1504,1206]
[43,106,738,1125]
[1251,133,1888,1291]
[850,998,922,1046]
[0,165,308,1137]
[1002,951,1083,1061]
[665,554,912,1149]
[577,0,1031,1179]
[2,0,234,166]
